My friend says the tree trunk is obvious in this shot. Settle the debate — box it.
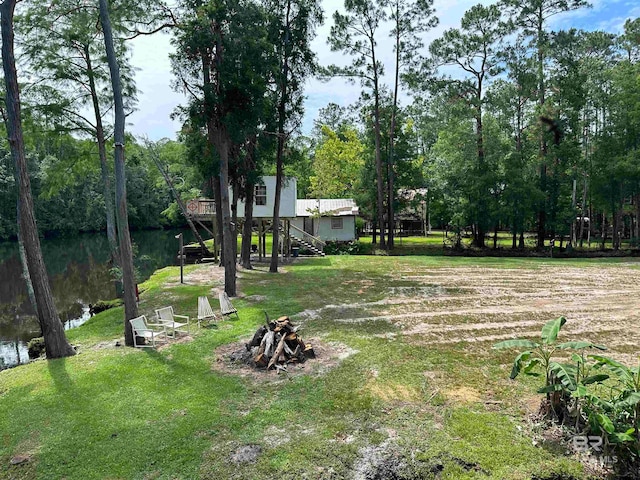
[98,0,138,346]
[371,38,386,249]
[149,147,209,254]
[85,44,118,264]
[579,174,588,248]
[270,0,291,273]
[241,179,255,269]
[474,96,486,248]
[1,0,75,359]
[536,7,547,251]
[387,7,401,251]
[216,128,236,296]
[231,176,239,260]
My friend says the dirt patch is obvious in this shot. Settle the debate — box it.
[302,261,640,363]
[166,263,226,291]
[230,444,261,464]
[444,386,482,404]
[367,381,419,403]
[212,337,357,382]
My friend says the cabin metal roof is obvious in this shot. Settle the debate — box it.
[296,199,359,217]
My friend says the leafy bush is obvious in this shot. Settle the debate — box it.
[323,240,370,255]
[495,317,640,475]
[27,337,45,359]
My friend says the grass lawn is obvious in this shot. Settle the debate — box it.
[3,256,638,479]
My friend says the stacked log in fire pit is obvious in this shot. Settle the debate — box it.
[243,316,315,371]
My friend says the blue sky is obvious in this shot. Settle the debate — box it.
[126,0,639,142]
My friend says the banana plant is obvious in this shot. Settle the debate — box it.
[589,355,640,447]
[494,317,607,406]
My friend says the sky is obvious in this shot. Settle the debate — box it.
[126,0,640,142]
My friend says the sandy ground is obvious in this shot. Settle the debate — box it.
[295,261,640,365]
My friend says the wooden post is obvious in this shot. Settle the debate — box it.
[212,214,219,262]
[286,220,291,261]
[258,220,263,261]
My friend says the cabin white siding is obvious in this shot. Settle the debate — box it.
[234,176,297,218]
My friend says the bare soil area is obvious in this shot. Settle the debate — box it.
[297,261,640,365]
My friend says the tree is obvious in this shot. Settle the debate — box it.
[386,0,437,248]
[428,4,509,247]
[310,125,364,198]
[1,0,75,359]
[172,0,273,295]
[502,0,589,249]
[98,0,138,345]
[267,0,322,273]
[328,0,387,247]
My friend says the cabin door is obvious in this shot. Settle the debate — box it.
[303,217,315,236]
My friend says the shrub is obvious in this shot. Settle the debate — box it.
[324,240,369,255]
[27,337,45,359]
[495,317,640,475]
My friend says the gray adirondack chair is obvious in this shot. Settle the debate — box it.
[218,292,239,320]
[197,296,218,328]
[130,315,168,348]
[154,306,190,336]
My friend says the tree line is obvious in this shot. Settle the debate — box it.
[302,1,640,253]
[1,0,639,359]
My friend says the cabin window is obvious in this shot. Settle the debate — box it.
[331,217,343,229]
[255,185,267,206]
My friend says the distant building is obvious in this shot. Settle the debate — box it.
[234,176,297,219]
[292,199,359,242]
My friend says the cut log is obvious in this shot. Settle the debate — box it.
[262,331,275,359]
[303,344,315,359]
[283,341,295,356]
[254,353,267,368]
[267,333,287,370]
[247,325,267,350]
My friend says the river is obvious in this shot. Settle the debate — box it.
[0,228,196,369]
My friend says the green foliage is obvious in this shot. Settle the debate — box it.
[323,240,370,255]
[496,317,640,473]
[310,126,364,198]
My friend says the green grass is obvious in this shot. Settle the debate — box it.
[1,256,616,479]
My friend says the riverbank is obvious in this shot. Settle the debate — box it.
[5,256,635,479]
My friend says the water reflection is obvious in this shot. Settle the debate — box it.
[0,228,194,369]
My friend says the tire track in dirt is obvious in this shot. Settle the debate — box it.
[304,262,640,362]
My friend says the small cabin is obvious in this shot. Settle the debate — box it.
[234,176,297,219]
[292,199,359,242]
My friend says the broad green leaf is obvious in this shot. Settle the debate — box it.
[589,355,634,383]
[581,374,609,385]
[523,358,542,375]
[510,351,532,379]
[572,384,588,398]
[549,362,577,391]
[493,339,539,349]
[538,384,563,394]
[616,391,640,408]
[541,316,566,344]
[609,432,635,443]
[584,393,613,411]
[557,341,606,350]
[596,413,615,434]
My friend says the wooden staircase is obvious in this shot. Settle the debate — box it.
[279,223,325,256]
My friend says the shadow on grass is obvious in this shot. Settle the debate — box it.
[47,357,74,393]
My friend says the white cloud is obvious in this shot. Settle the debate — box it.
[128,0,625,140]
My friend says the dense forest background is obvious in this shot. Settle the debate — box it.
[0,1,639,253]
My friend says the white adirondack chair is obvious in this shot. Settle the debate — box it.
[219,292,239,320]
[197,296,218,328]
[154,306,190,336]
[130,315,168,348]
